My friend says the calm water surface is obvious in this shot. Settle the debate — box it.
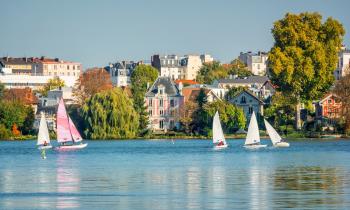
[1,139,350,210]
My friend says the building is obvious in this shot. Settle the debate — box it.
[151,54,212,80]
[0,56,82,76]
[228,90,264,120]
[0,56,82,90]
[238,51,268,76]
[181,87,221,103]
[0,74,78,90]
[145,77,184,132]
[214,76,269,89]
[334,48,350,80]
[105,61,139,87]
[182,84,227,100]
[315,93,342,120]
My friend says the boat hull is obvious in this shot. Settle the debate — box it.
[38,145,53,150]
[214,144,228,150]
[274,142,290,147]
[55,143,88,151]
[244,144,267,149]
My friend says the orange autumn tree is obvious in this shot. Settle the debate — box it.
[11,123,20,136]
[73,68,113,105]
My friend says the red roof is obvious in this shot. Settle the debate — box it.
[174,79,199,85]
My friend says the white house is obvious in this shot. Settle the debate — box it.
[228,90,264,120]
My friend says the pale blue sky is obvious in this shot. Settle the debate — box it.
[1,0,349,69]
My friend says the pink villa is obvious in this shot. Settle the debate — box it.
[145,77,184,132]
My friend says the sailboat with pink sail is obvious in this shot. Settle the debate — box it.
[55,98,87,150]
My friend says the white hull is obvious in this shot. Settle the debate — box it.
[55,143,88,151]
[214,144,228,150]
[38,145,53,150]
[244,144,267,149]
[274,142,290,147]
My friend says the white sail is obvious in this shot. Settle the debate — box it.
[264,119,282,145]
[37,112,50,145]
[212,111,226,145]
[245,111,260,145]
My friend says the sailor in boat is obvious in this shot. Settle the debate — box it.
[217,140,224,146]
[43,141,48,146]
[245,140,259,146]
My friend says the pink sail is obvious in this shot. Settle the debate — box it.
[68,117,83,142]
[57,98,73,143]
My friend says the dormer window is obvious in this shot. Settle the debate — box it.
[158,85,165,95]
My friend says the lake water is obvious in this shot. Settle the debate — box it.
[1,139,350,210]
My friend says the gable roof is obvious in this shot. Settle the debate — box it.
[145,77,181,97]
[217,76,269,84]
[182,88,221,103]
[319,93,340,104]
[231,90,264,104]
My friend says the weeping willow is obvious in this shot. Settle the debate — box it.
[81,88,139,139]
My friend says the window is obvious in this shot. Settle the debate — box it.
[170,99,175,107]
[240,96,246,104]
[170,110,175,117]
[328,99,332,104]
[159,120,164,129]
[160,110,164,116]
[148,99,152,107]
[149,110,152,116]
[159,99,163,107]
[73,66,76,70]
[249,106,253,114]
[170,120,174,129]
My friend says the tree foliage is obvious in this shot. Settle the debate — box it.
[196,61,228,84]
[269,12,345,101]
[269,12,345,129]
[179,101,198,134]
[225,86,248,101]
[333,72,350,134]
[39,77,65,96]
[228,59,253,77]
[204,100,246,133]
[81,88,139,139]
[130,64,158,134]
[73,68,113,105]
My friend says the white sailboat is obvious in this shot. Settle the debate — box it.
[212,111,228,149]
[264,119,290,147]
[37,112,52,150]
[55,98,88,151]
[244,111,267,149]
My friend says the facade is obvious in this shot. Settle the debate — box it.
[238,51,268,76]
[0,74,78,90]
[145,77,184,132]
[105,61,139,87]
[0,56,82,76]
[315,94,342,120]
[228,90,264,120]
[151,54,211,80]
[334,48,350,80]
[182,87,221,103]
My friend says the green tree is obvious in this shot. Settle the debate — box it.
[228,59,253,77]
[192,89,209,135]
[20,106,35,135]
[0,82,5,99]
[204,100,246,133]
[196,61,228,84]
[39,77,65,96]
[269,12,345,129]
[130,64,158,135]
[81,88,139,139]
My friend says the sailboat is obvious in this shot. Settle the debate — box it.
[244,111,267,149]
[212,111,228,149]
[37,112,53,150]
[55,98,88,150]
[264,119,290,147]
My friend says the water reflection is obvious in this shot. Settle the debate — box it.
[55,154,81,209]
[272,166,347,209]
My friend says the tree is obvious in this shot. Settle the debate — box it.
[130,64,158,135]
[0,82,4,99]
[333,72,350,134]
[225,86,248,101]
[269,12,345,129]
[196,61,228,84]
[73,68,113,105]
[191,89,209,134]
[204,100,246,133]
[227,59,253,77]
[39,77,65,96]
[81,88,139,139]
[179,101,198,134]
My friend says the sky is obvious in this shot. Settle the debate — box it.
[1,0,349,69]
